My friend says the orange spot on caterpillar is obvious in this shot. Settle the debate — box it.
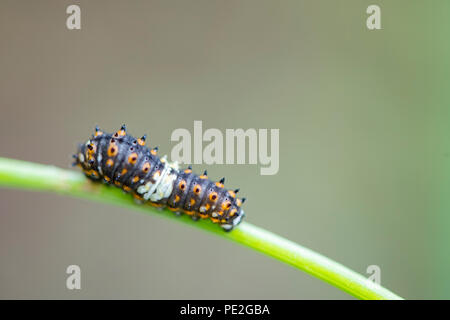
[142,162,151,173]
[89,170,99,178]
[152,170,161,180]
[133,193,144,201]
[107,143,118,157]
[87,143,96,155]
[128,152,138,165]
[193,184,202,195]
[137,137,146,146]
[209,192,218,202]
[106,159,114,167]
[221,201,232,210]
[115,125,126,137]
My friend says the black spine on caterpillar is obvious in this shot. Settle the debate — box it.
[73,125,246,231]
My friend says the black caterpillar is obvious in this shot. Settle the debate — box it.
[73,125,245,231]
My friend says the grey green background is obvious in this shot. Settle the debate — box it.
[0,1,449,299]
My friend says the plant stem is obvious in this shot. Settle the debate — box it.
[0,157,403,300]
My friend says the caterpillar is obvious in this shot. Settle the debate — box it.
[73,125,245,231]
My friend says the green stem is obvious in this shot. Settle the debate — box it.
[0,157,403,300]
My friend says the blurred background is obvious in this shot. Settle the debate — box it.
[0,0,449,299]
